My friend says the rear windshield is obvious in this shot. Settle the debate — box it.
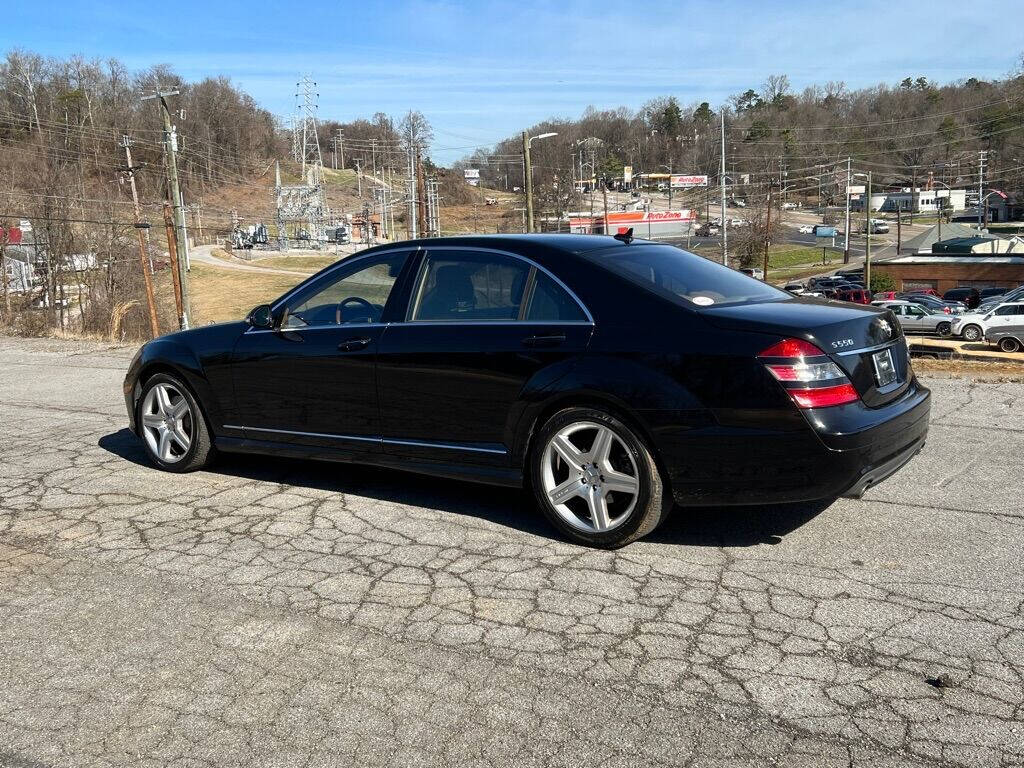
[581,244,788,309]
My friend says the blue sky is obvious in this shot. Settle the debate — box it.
[8,0,1022,163]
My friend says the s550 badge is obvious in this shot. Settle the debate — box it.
[831,338,855,349]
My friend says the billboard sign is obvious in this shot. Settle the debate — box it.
[670,174,708,189]
[464,168,480,187]
[623,165,633,184]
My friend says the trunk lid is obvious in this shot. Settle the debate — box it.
[702,297,910,407]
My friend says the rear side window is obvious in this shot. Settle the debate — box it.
[412,251,529,321]
[526,273,588,322]
[583,244,788,308]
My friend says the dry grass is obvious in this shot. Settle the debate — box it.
[913,357,1024,381]
[189,263,305,325]
[245,255,339,272]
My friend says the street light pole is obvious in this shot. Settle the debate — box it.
[720,108,727,266]
[522,132,534,233]
[523,131,557,233]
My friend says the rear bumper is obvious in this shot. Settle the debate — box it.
[655,382,930,506]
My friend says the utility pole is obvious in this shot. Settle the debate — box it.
[336,130,344,169]
[522,132,535,233]
[121,136,159,337]
[415,147,427,237]
[910,166,917,224]
[720,108,727,266]
[356,160,362,198]
[761,182,774,282]
[143,88,190,329]
[978,150,986,230]
[864,171,873,291]
[601,181,609,235]
[120,135,154,274]
[896,204,902,254]
[163,204,184,326]
[843,157,851,264]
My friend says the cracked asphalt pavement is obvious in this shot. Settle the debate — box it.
[1,336,1022,767]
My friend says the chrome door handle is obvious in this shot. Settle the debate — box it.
[522,333,566,347]
[337,337,372,352]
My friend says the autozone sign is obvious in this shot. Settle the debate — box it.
[670,175,708,188]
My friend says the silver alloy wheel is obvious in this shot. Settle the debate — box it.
[963,325,982,342]
[140,382,193,463]
[541,421,640,533]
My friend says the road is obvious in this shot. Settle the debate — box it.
[1,336,1022,767]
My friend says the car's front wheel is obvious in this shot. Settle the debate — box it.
[137,373,215,472]
[962,324,983,342]
[936,321,951,336]
[531,407,672,548]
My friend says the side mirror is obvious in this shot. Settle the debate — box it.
[246,304,274,329]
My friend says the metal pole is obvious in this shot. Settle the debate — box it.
[720,108,727,265]
[978,151,985,230]
[865,172,872,291]
[844,157,851,264]
[523,132,535,233]
[762,182,773,282]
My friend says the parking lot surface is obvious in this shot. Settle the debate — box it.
[1,336,1022,768]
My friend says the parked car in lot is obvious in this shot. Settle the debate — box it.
[985,325,1024,353]
[740,267,764,280]
[783,282,806,294]
[873,291,900,301]
[978,285,1024,312]
[900,293,965,315]
[943,287,983,309]
[951,301,1024,342]
[123,234,930,548]
[694,224,719,237]
[797,225,814,234]
[898,288,940,298]
[872,300,953,336]
[836,288,872,305]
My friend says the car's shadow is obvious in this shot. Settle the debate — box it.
[99,429,831,548]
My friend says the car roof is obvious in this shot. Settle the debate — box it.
[367,233,629,257]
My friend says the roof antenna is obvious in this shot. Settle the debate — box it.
[613,227,634,244]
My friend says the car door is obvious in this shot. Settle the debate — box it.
[902,304,929,332]
[230,249,412,452]
[375,247,593,465]
[986,304,1018,333]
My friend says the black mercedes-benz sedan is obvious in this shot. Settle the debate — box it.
[124,234,930,547]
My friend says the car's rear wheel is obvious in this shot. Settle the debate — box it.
[961,324,982,342]
[138,373,215,472]
[999,337,1021,353]
[531,407,671,548]
[936,321,951,336]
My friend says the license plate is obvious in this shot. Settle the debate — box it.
[872,348,897,386]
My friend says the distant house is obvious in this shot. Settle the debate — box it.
[2,246,34,293]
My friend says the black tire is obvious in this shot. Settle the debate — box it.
[999,337,1021,353]
[962,324,982,342]
[936,321,951,336]
[530,407,672,548]
[137,372,216,473]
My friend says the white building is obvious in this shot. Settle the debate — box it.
[854,188,967,213]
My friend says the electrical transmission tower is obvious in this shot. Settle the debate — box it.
[275,75,329,250]
[296,75,324,185]
[426,177,440,237]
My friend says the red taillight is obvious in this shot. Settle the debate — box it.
[789,384,860,408]
[759,338,822,358]
[759,337,860,409]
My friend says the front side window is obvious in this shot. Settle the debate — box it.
[582,244,788,309]
[282,252,407,328]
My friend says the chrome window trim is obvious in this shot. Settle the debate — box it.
[243,319,592,335]
[223,424,508,455]
[407,245,594,325]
